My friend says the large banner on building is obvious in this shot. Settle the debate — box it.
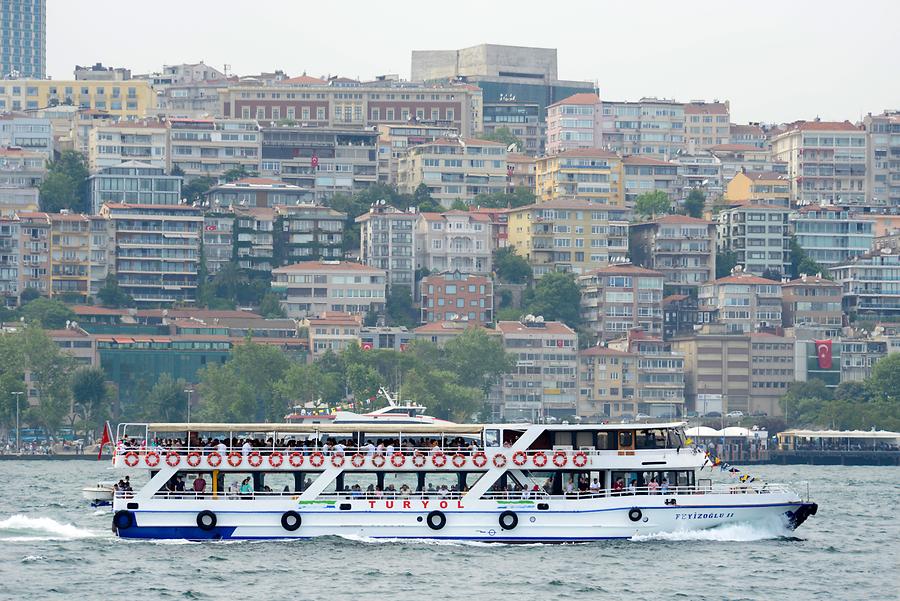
[815,339,833,369]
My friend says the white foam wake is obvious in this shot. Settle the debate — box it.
[0,514,101,541]
[630,519,793,543]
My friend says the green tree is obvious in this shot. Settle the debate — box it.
[223,166,255,182]
[443,328,514,394]
[834,380,871,404]
[868,353,900,401]
[493,247,532,284]
[402,367,483,422]
[481,126,522,150]
[259,291,286,318]
[682,189,706,218]
[19,287,41,303]
[39,150,89,213]
[779,379,833,426]
[450,199,468,211]
[525,271,582,328]
[71,367,111,434]
[18,298,75,329]
[196,363,255,422]
[182,176,216,203]
[138,374,189,422]
[411,183,442,213]
[386,285,417,328]
[97,273,134,308]
[19,326,73,434]
[345,363,382,404]
[471,187,535,209]
[275,363,341,409]
[634,190,671,219]
[716,250,738,279]
[170,164,185,177]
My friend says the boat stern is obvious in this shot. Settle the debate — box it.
[786,502,818,530]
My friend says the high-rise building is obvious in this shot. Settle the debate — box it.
[790,205,874,267]
[0,0,46,78]
[415,210,492,274]
[169,118,261,180]
[355,204,417,289]
[419,271,494,325]
[535,149,624,208]
[781,274,843,338]
[545,93,602,156]
[88,162,182,214]
[699,270,783,334]
[716,203,791,276]
[629,215,717,296]
[272,261,386,319]
[863,111,900,207]
[830,248,900,319]
[88,120,168,171]
[0,80,153,119]
[577,263,664,341]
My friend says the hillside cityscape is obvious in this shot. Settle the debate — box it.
[1,5,899,445]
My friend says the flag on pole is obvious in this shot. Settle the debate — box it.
[97,421,112,460]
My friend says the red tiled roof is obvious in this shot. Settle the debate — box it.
[662,294,689,304]
[548,93,600,108]
[506,153,535,163]
[784,120,861,132]
[644,215,713,225]
[413,321,496,334]
[273,261,383,273]
[282,74,326,85]
[729,124,765,135]
[0,147,43,157]
[71,305,126,316]
[715,274,783,285]
[495,320,576,336]
[684,102,729,115]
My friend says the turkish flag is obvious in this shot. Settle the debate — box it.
[557,339,564,348]
[97,421,112,460]
[815,340,832,369]
[311,154,319,169]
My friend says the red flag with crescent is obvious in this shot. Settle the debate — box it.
[311,153,319,169]
[815,340,832,369]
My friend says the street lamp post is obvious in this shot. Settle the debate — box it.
[12,391,23,453]
[184,389,193,425]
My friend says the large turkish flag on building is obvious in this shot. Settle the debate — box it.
[815,340,832,369]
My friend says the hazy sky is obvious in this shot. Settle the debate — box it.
[47,0,898,124]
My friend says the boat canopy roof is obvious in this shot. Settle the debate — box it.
[145,421,686,434]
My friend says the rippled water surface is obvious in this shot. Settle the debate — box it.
[0,461,896,600]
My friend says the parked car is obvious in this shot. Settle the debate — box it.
[635,413,652,421]
[704,411,722,418]
[726,411,745,418]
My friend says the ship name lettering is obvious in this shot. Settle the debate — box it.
[674,511,735,520]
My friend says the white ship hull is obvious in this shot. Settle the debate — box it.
[112,492,813,541]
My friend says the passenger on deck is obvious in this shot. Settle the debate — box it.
[612,478,625,495]
[333,440,345,456]
[627,480,637,495]
[660,478,670,494]
[590,478,602,494]
[385,441,395,456]
[363,440,376,456]
[193,474,207,495]
[239,477,253,499]
[648,478,659,494]
[241,439,252,457]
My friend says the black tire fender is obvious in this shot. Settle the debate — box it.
[499,510,518,530]
[196,510,217,531]
[281,510,302,531]
[628,507,643,522]
[113,510,133,531]
[426,510,446,530]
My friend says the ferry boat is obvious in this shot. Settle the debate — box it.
[108,421,817,542]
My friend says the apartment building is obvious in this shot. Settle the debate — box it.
[577,346,636,420]
[535,149,624,207]
[15,211,50,296]
[205,177,307,208]
[864,111,900,207]
[468,207,510,250]
[259,126,378,202]
[577,264,664,342]
[419,271,493,325]
[271,261,386,319]
[790,205,874,266]
[781,274,843,338]
[275,204,345,266]
[48,212,91,300]
[304,312,363,359]
[673,152,723,202]
[622,156,678,209]
[0,146,45,188]
[0,0,45,78]
[716,203,790,276]
[202,210,235,275]
[0,218,19,304]
[609,331,685,418]
[698,270,783,333]
[359,326,413,352]
[398,137,507,207]
[629,215,717,295]
[376,123,458,186]
[662,294,700,339]
[0,186,37,215]
[0,113,52,158]
[725,171,791,207]
[830,249,900,319]
[221,80,483,138]
[506,153,536,190]
[711,145,786,185]
[356,204,417,288]
[415,210,492,274]
[506,198,629,277]
[545,93,602,156]
[233,207,276,275]
[729,124,767,149]
[494,317,578,421]
[168,118,260,179]
[101,203,203,305]
[748,333,796,416]
[413,320,497,347]
[0,80,152,119]
[599,98,686,159]
[684,101,731,150]
[88,120,168,171]
[87,161,182,214]
[771,120,867,207]
[88,215,114,297]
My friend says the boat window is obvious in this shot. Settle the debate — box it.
[596,432,611,450]
[618,431,634,449]
[484,429,500,447]
[635,429,666,450]
[575,431,594,449]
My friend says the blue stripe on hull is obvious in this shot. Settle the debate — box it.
[117,526,237,540]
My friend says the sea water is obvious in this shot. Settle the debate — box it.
[0,461,895,600]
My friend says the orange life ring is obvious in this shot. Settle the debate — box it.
[310,452,325,468]
[351,453,365,468]
[269,452,284,468]
[371,453,386,468]
[472,451,487,468]
[227,452,242,467]
[248,452,263,467]
[288,452,304,468]
[532,451,548,467]
[391,452,406,467]
[166,451,180,467]
[512,450,527,466]
[186,451,201,467]
[552,450,568,467]
[492,453,507,468]
[124,451,139,467]
[452,453,466,468]
[572,450,588,468]
[331,454,345,468]
[143,451,159,467]
[432,451,447,468]
[206,451,222,468]
[412,453,426,468]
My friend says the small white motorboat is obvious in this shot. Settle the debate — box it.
[82,482,116,505]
